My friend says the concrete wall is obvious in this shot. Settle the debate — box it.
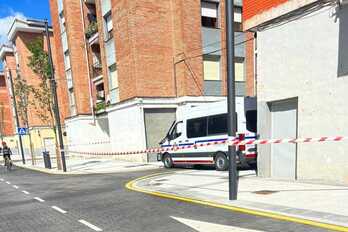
[257,5,348,184]
[107,104,147,162]
[65,115,111,155]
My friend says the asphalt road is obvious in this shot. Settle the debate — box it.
[0,166,331,232]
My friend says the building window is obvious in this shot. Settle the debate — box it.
[59,11,66,33]
[68,88,76,115]
[108,63,119,103]
[234,7,242,23]
[201,1,219,28]
[108,63,118,90]
[234,22,242,32]
[64,51,71,70]
[104,12,113,41]
[235,58,245,82]
[203,55,221,81]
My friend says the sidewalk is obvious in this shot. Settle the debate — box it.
[14,157,163,175]
[130,169,348,230]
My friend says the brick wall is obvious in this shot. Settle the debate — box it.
[220,0,227,95]
[63,0,92,115]
[95,0,206,102]
[243,0,288,21]
[49,0,92,117]
[245,32,255,96]
[0,73,14,136]
[49,0,70,122]
[15,32,49,127]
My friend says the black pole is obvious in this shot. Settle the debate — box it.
[44,20,67,172]
[226,0,238,200]
[8,70,26,164]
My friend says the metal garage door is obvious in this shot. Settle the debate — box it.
[270,99,298,180]
[144,108,176,162]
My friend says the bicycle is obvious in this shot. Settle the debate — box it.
[4,156,12,171]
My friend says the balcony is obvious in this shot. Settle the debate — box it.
[85,21,98,39]
[92,60,102,79]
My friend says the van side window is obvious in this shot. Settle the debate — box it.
[245,110,257,132]
[187,117,207,138]
[208,114,227,135]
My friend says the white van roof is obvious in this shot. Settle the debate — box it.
[178,97,244,120]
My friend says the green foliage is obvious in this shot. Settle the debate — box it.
[14,74,33,127]
[85,21,98,39]
[95,101,106,112]
[26,38,55,127]
[27,38,52,79]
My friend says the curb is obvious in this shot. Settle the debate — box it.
[126,172,348,232]
[14,163,69,175]
[14,162,164,176]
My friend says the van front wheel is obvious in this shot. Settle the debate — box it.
[163,154,174,169]
[215,153,228,171]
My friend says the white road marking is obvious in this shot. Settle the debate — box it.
[34,197,45,202]
[13,185,19,189]
[22,190,30,195]
[6,181,10,184]
[78,220,103,231]
[51,206,67,214]
[171,216,265,232]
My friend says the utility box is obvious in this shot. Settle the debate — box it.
[43,151,52,169]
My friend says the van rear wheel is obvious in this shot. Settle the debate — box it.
[163,154,174,168]
[215,153,228,171]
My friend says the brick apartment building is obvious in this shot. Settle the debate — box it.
[0,18,68,159]
[0,71,14,138]
[49,0,252,161]
[243,0,348,184]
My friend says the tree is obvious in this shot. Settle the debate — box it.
[13,74,36,165]
[27,38,62,170]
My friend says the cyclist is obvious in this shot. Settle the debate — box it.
[2,142,12,167]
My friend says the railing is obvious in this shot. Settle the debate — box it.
[92,61,102,78]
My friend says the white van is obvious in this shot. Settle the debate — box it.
[158,97,257,171]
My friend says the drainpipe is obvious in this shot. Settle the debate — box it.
[79,0,96,124]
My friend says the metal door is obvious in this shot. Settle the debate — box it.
[144,108,176,162]
[270,99,297,180]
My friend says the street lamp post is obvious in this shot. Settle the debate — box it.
[43,20,67,172]
[8,70,26,164]
[226,0,238,200]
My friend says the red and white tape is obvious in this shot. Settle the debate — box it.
[67,140,111,147]
[67,136,348,156]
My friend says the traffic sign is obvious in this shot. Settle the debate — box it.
[17,128,28,135]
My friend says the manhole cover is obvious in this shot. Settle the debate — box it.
[252,190,279,195]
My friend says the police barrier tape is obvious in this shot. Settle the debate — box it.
[66,136,348,156]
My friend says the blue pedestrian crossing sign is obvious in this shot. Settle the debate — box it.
[17,127,28,135]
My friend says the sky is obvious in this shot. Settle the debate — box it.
[0,0,51,70]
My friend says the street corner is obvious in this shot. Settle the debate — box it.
[126,169,348,232]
